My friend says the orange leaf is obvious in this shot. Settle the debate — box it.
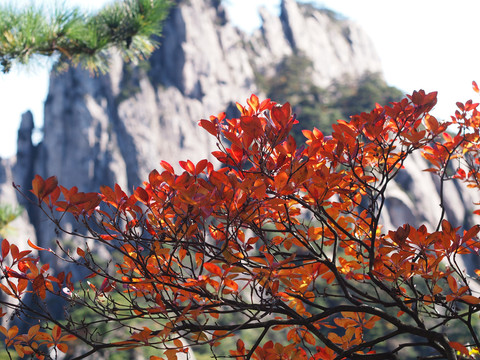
[460,295,480,305]
[59,334,77,342]
[173,339,183,348]
[327,332,342,344]
[28,239,50,252]
[27,324,40,340]
[0,283,13,296]
[14,344,25,357]
[271,102,292,128]
[7,326,18,339]
[247,93,259,112]
[303,331,316,346]
[204,262,222,277]
[30,175,58,201]
[57,343,68,353]
[274,171,289,191]
[52,325,62,342]
[223,277,238,292]
[447,275,458,293]
[424,115,438,132]
[473,81,479,94]
[240,115,264,139]
[164,349,180,360]
[364,315,380,329]
[100,234,117,241]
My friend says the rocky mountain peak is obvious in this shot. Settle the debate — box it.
[253,0,382,87]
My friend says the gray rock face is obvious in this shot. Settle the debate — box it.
[382,152,480,233]
[253,0,382,87]
[0,112,36,249]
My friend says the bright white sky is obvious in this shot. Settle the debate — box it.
[1,0,479,157]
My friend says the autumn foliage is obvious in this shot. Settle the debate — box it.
[2,87,480,359]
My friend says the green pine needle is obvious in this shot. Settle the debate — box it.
[0,0,171,74]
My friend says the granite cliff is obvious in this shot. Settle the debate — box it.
[1,0,478,276]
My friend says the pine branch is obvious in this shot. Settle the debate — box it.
[0,0,172,74]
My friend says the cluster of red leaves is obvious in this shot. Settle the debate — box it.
[0,239,75,358]
[2,90,480,359]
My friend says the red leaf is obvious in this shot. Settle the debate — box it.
[271,103,292,128]
[134,187,149,204]
[453,168,466,180]
[447,275,458,293]
[179,160,195,174]
[424,115,438,133]
[52,325,62,342]
[28,239,50,252]
[473,81,479,93]
[1,239,9,259]
[195,159,209,176]
[31,175,45,199]
[274,171,289,191]
[240,115,264,139]
[463,225,480,241]
[114,184,127,203]
[56,343,68,353]
[0,283,13,296]
[198,119,218,136]
[236,339,245,353]
[148,169,162,187]
[100,234,117,241]
[43,176,58,199]
[449,341,469,356]
[461,295,480,305]
[160,161,175,174]
[33,275,46,299]
[30,175,58,201]
[223,277,238,292]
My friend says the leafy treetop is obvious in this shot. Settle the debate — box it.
[2,86,480,359]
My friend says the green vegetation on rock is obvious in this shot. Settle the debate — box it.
[257,53,404,140]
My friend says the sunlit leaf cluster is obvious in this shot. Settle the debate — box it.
[2,88,480,359]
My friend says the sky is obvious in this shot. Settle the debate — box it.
[1,0,479,158]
